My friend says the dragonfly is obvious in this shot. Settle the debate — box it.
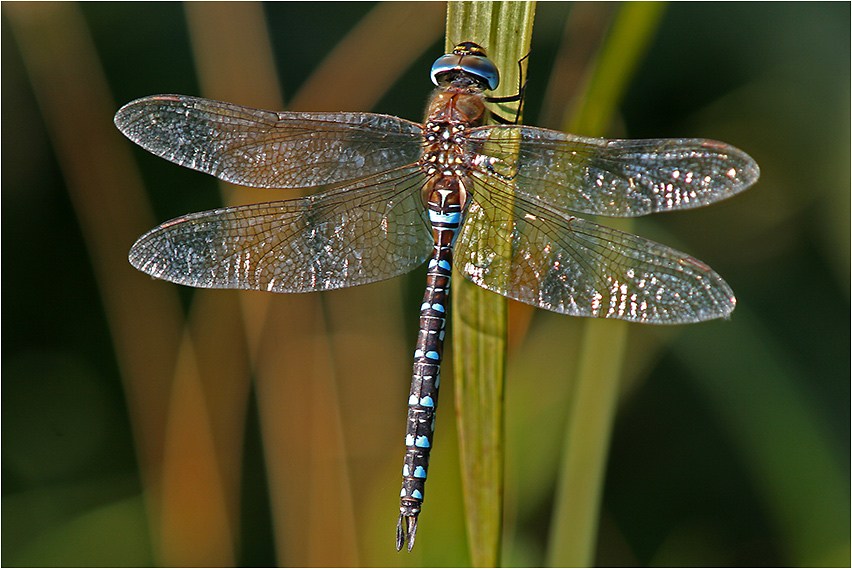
[115,41,759,552]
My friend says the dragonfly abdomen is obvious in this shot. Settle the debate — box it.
[397,173,468,551]
[397,257,447,551]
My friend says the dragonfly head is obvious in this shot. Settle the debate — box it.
[430,42,500,92]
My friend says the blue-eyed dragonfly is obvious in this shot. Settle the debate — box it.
[115,42,759,551]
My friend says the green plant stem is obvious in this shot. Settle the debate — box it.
[446,2,535,567]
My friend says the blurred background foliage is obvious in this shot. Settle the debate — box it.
[2,2,849,566]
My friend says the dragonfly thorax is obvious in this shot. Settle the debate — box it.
[425,90,487,126]
[421,123,466,176]
[420,89,486,180]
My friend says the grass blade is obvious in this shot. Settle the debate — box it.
[447,2,536,566]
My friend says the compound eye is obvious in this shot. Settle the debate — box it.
[458,54,499,90]
[430,54,463,86]
[429,51,500,90]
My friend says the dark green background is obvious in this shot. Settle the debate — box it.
[3,2,849,566]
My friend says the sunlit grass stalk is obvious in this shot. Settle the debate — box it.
[447,2,535,567]
[546,3,667,567]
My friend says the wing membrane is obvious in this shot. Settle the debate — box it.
[456,174,735,324]
[129,167,432,292]
[115,95,424,189]
[464,126,759,217]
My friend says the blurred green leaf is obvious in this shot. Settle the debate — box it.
[9,494,154,567]
[675,309,850,566]
[547,4,666,566]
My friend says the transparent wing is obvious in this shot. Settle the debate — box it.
[464,125,759,217]
[129,167,433,292]
[455,174,735,324]
[115,95,424,189]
